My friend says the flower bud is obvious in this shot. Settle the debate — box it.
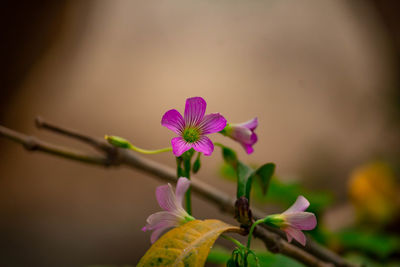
[104,135,132,149]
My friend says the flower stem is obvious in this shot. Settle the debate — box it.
[185,181,192,215]
[247,219,265,249]
[214,142,224,148]
[184,161,192,215]
[179,149,195,215]
[129,145,172,154]
[222,234,246,250]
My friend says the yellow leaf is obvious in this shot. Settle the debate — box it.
[137,219,242,267]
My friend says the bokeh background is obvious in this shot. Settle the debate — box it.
[0,1,399,266]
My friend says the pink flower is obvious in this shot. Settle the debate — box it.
[265,196,317,246]
[142,177,194,243]
[162,97,227,157]
[221,118,258,154]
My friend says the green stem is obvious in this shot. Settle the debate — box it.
[222,234,246,250]
[182,150,194,215]
[214,142,224,149]
[129,145,172,154]
[247,219,265,249]
[185,181,192,215]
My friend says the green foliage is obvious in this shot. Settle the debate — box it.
[252,163,275,196]
[337,228,400,259]
[344,252,400,267]
[192,152,201,173]
[221,146,238,168]
[237,161,254,199]
[220,162,332,215]
[207,246,305,267]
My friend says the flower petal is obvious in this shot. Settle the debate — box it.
[171,137,192,157]
[175,177,190,205]
[184,97,206,126]
[161,109,185,134]
[199,113,227,134]
[285,227,307,246]
[144,211,182,229]
[238,117,258,131]
[242,144,254,154]
[156,184,179,212]
[283,196,310,214]
[150,227,165,243]
[149,222,176,244]
[231,127,254,144]
[249,132,258,144]
[192,136,214,156]
[284,212,317,230]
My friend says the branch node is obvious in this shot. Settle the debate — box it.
[35,116,44,128]
[23,136,38,150]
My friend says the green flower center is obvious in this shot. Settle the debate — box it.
[182,128,200,143]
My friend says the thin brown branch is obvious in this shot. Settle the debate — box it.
[0,119,360,267]
[253,227,334,267]
[0,125,108,165]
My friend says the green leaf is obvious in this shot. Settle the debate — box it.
[222,146,238,168]
[192,153,201,173]
[337,228,400,259]
[226,258,237,267]
[137,219,241,267]
[207,247,305,267]
[253,163,275,195]
[237,161,254,199]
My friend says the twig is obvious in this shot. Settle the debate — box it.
[0,118,359,267]
[253,227,334,267]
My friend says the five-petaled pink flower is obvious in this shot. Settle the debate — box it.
[142,177,194,243]
[162,97,227,157]
[221,118,258,154]
[265,195,317,246]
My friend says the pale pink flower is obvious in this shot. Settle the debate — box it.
[265,196,317,246]
[142,177,194,243]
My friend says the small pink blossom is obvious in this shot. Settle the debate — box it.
[142,177,194,243]
[265,196,317,246]
[162,97,227,157]
[221,118,258,154]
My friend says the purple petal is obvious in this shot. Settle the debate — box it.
[184,97,206,127]
[161,109,185,134]
[238,117,258,131]
[175,177,190,205]
[243,144,254,154]
[156,184,179,212]
[171,137,193,157]
[249,132,258,144]
[285,212,317,230]
[192,136,214,156]
[283,196,310,214]
[199,113,227,134]
[285,227,306,246]
[231,127,254,144]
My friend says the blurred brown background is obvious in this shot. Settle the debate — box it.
[0,1,399,266]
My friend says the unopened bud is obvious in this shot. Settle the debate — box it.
[105,135,132,149]
[234,196,253,227]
